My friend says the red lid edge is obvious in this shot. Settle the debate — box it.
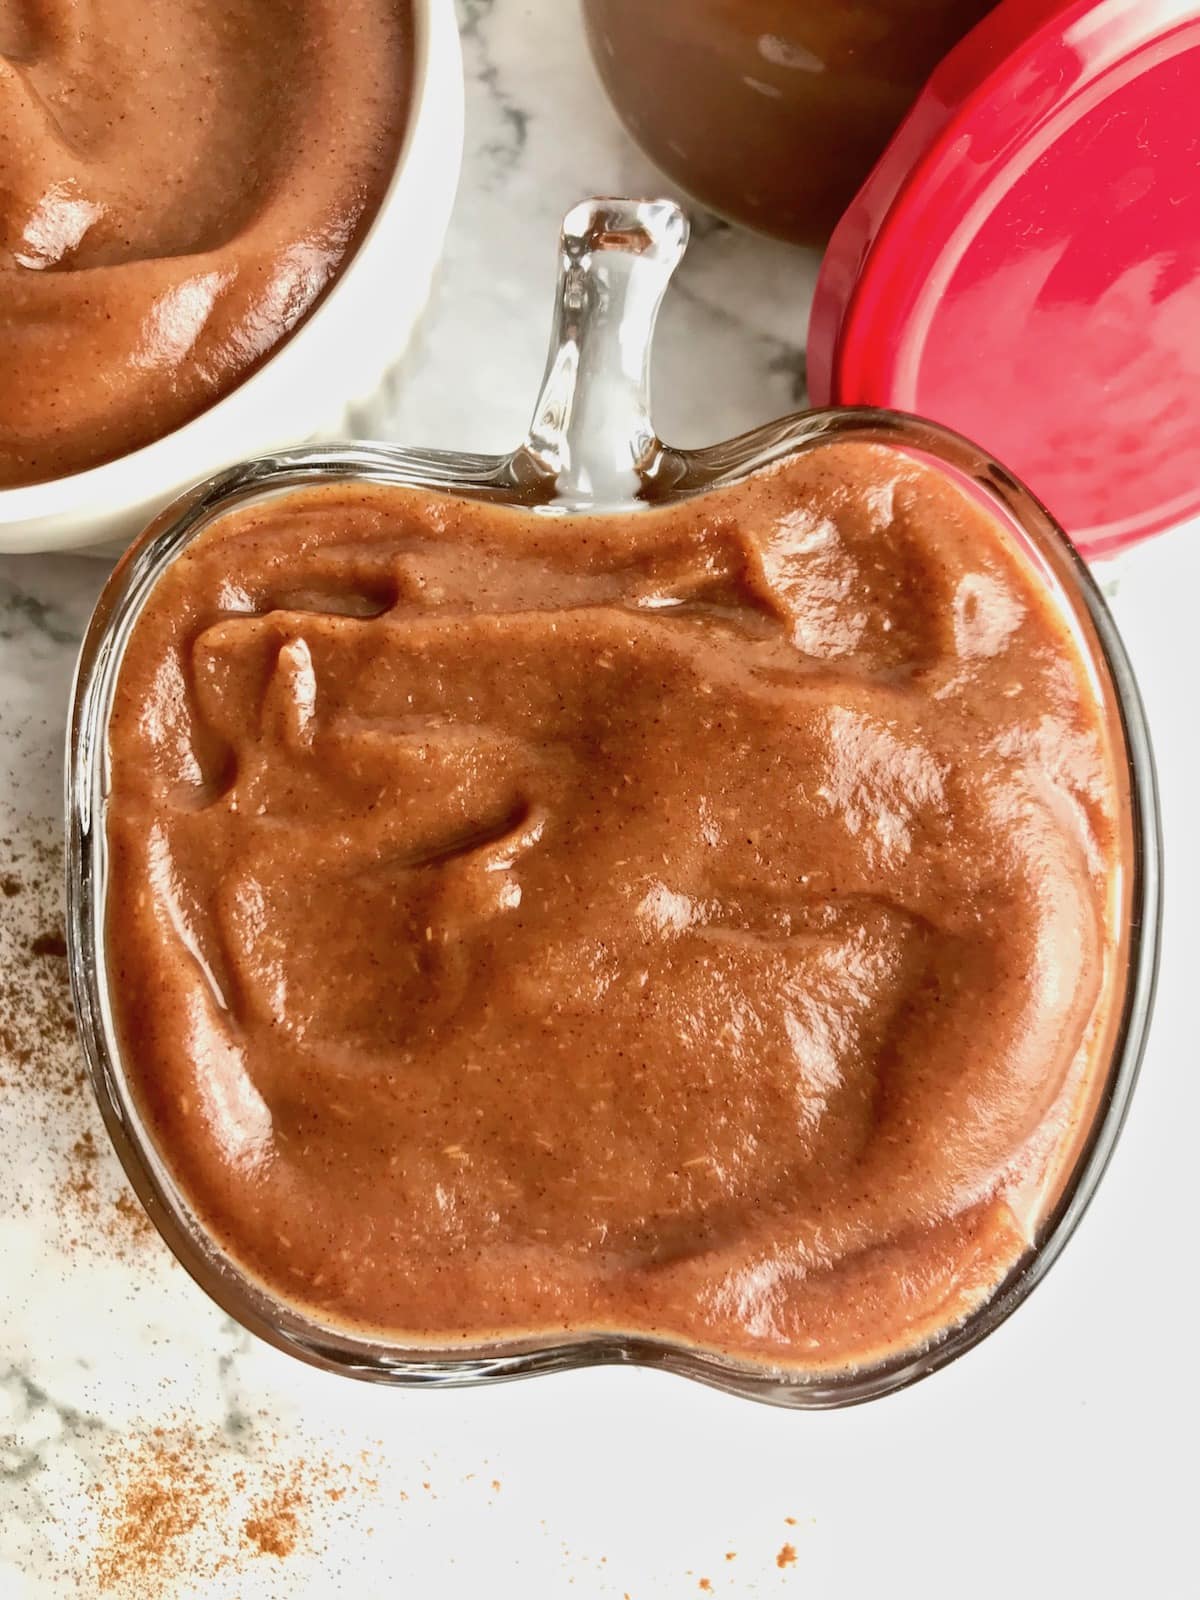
[809,0,1094,404]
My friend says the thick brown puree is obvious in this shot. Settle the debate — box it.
[0,0,411,488]
[105,444,1127,1371]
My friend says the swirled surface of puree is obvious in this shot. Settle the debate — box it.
[105,445,1127,1371]
[0,1,411,487]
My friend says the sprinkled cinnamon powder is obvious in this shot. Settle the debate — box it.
[69,1130,97,1189]
[242,1465,306,1559]
[0,833,79,1085]
[93,1430,214,1594]
[89,1421,381,1596]
[0,825,154,1260]
[777,1543,797,1569]
[111,1188,154,1246]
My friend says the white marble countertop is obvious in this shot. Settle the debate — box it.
[2,3,1197,1595]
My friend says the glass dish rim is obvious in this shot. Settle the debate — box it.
[65,401,1162,1411]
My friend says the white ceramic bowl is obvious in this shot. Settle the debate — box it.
[0,0,463,554]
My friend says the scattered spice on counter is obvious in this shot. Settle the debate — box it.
[93,1429,215,1594]
[0,826,154,1260]
[62,1130,154,1259]
[65,1131,98,1207]
[112,1188,155,1245]
[777,1543,797,1569]
[0,834,80,1085]
[89,1420,382,1595]
[242,1464,305,1559]
[698,1580,713,1592]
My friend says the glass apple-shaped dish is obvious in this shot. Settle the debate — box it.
[67,199,1160,1408]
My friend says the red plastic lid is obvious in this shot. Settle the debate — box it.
[809,0,1200,558]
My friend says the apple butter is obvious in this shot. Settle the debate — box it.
[104,441,1126,1371]
[0,0,411,487]
[583,0,995,244]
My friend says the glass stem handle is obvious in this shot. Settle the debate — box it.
[521,197,689,508]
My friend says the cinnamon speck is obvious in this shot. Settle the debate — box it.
[698,1581,712,1593]
[777,1543,797,1569]
[725,1551,736,1561]
[491,1478,501,1492]
[784,1516,797,1526]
